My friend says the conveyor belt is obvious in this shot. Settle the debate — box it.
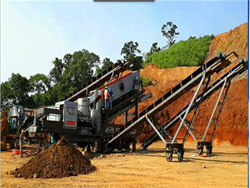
[140,58,248,149]
[107,52,238,145]
[62,61,131,101]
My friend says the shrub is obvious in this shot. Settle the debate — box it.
[143,35,214,68]
[140,76,153,87]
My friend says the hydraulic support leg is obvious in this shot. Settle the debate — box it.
[146,115,181,161]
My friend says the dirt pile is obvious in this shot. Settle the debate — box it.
[12,137,96,178]
[206,22,248,60]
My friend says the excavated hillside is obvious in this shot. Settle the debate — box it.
[128,23,248,147]
[206,22,248,60]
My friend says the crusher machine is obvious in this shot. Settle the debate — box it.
[25,61,151,153]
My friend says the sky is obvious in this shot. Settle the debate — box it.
[1,0,248,82]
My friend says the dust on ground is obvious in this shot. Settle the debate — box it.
[1,141,247,188]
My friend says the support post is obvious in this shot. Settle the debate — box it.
[210,81,231,142]
[171,72,206,144]
[125,111,128,125]
[146,115,167,145]
[109,69,115,83]
[182,76,210,145]
[202,78,228,141]
[183,121,198,144]
[19,133,23,157]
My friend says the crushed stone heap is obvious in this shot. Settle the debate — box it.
[13,137,96,178]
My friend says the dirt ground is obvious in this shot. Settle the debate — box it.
[1,141,247,188]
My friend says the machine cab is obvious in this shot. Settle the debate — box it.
[9,116,18,130]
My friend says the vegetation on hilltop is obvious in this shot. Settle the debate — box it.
[143,35,214,68]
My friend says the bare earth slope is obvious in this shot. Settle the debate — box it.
[206,22,248,60]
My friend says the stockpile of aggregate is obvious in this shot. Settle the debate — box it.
[12,137,96,178]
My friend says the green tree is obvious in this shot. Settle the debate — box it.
[2,49,102,107]
[49,49,100,102]
[29,73,51,94]
[49,57,64,85]
[96,58,114,75]
[66,49,100,89]
[1,73,32,107]
[161,22,180,49]
[121,41,141,61]
[121,41,143,70]
[1,81,13,105]
[146,42,161,57]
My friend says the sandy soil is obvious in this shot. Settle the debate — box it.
[1,141,247,188]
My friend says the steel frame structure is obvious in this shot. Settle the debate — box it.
[196,78,231,156]
[140,59,247,161]
[107,52,237,147]
[145,72,210,161]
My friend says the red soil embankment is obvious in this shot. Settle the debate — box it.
[206,22,248,60]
